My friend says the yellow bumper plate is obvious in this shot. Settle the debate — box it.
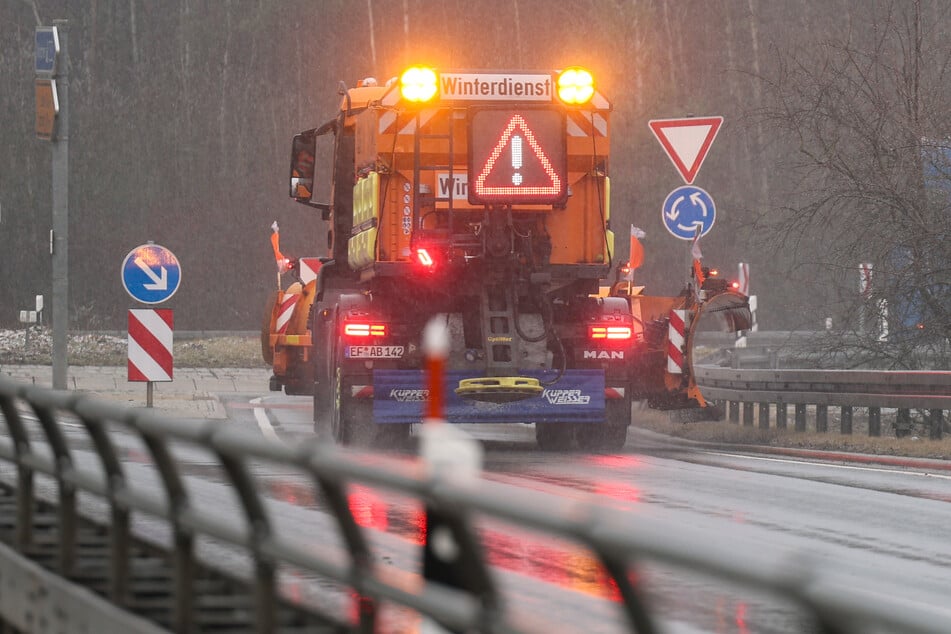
[455,376,544,403]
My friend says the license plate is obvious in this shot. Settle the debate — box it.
[346,345,405,359]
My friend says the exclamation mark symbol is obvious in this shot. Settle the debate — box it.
[511,135,523,186]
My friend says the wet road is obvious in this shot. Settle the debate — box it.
[235,393,951,633]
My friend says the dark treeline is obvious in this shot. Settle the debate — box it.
[1,1,948,365]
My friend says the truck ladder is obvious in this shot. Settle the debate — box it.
[411,108,482,261]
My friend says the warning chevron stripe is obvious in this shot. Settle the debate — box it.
[351,385,373,399]
[567,111,607,137]
[275,292,299,334]
[299,257,322,285]
[399,109,439,135]
[667,309,686,374]
[128,309,173,382]
[379,111,397,134]
[590,90,610,111]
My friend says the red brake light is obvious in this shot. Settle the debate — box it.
[343,323,386,337]
[731,281,740,290]
[416,248,434,267]
[589,325,632,340]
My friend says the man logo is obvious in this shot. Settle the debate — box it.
[583,350,625,360]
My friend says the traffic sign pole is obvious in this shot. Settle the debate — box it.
[50,20,69,390]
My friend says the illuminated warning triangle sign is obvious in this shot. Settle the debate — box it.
[473,114,563,201]
[648,116,723,184]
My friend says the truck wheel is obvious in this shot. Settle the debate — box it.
[576,394,631,451]
[313,386,329,434]
[576,423,627,451]
[535,423,574,451]
[331,368,373,446]
[331,368,409,447]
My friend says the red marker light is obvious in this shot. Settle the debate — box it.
[416,248,435,267]
[731,281,740,290]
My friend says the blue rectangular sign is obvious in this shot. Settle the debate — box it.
[372,369,606,425]
[35,27,58,76]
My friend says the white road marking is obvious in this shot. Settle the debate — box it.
[250,397,282,443]
[705,451,951,480]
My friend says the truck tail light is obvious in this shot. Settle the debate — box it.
[343,322,386,337]
[416,247,435,268]
[589,325,632,340]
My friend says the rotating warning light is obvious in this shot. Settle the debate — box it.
[468,108,567,205]
[556,67,594,105]
[400,66,438,103]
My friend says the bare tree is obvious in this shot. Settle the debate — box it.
[758,0,950,369]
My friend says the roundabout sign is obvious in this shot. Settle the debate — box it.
[661,185,716,240]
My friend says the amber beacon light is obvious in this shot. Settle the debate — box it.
[557,67,595,105]
[400,66,438,102]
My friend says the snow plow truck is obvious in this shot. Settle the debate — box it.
[262,66,751,450]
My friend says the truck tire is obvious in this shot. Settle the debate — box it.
[576,393,631,451]
[331,368,409,447]
[575,423,627,451]
[331,367,372,446]
[261,290,279,365]
[535,423,574,451]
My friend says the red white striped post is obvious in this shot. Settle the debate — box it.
[127,308,174,407]
[667,309,686,374]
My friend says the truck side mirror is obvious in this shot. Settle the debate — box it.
[290,132,317,202]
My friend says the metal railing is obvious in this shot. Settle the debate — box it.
[2,374,951,633]
[696,366,951,437]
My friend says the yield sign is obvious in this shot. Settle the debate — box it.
[648,116,723,184]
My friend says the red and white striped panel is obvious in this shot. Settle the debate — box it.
[377,85,402,134]
[737,262,750,296]
[128,309,173,382]
[351,385,373,399]
[604,387,626,400]
[567,109,608,137]
[380,108,440,135]
[275,291,299,334]
[667,309,686,375]
[299,257,322,285]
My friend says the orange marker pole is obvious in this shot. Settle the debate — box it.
[420,317,487,629]
[422,317,449,424]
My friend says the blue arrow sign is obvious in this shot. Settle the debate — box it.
[35,27,59,76]
[662,185,716,240]
[122,244,182,304]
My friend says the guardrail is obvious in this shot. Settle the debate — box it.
[695,330,950,370]
[3,375,951,633]
[696,366,951,438]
